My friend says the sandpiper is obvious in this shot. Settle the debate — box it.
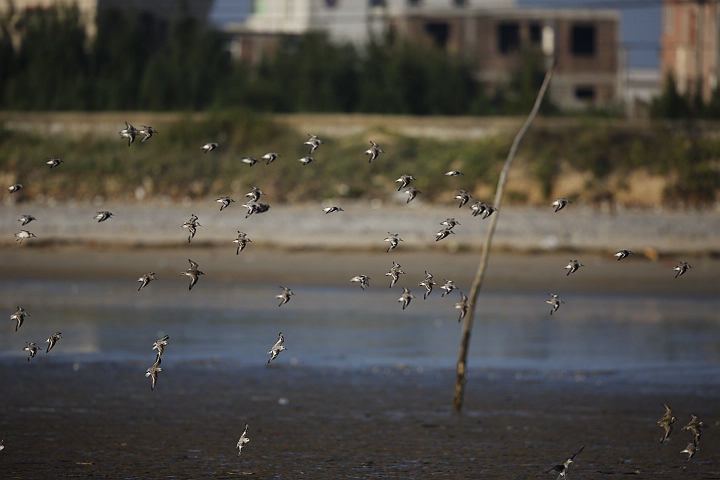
[674,261,691,278]
[45,332,62,353]
[440,218,460,229]
[658,403,676,443]
[267,332,286,363]
[14,230,36,244]
[304,134,323,154]
[482,205,498,219]
[262,152,280,165]
[323,206,344,214]
[552,198,572,212]
[395,174,415,191]
[241,156,258,167]
[564,259,583,276]
[242,200,270,218]
[276,286,294,306]
[386,261,405,288]
[455,292,469,322]
[440,279,457,297]
[138,125,157,142]
[94,211,113,222]
[181,258,204,290]
[45,157,63,169]
[682,414,703,446]
[445,170,463,176]
[351,274,370,290]
[11,307,29,332]
[404,187,421,203]
[545,445,584,479]
[435,227,454,242]
[145,356,162,390]
[8,184,23,193]
[119,122,138,146]
[237,423,250,457]
[152,335,169,357]
[398,287,414,310]
[0,436,4,451]
[24,343,39,361]
[418,271,436,299]
[298,155,315,166]
[469,201,487,217]
[202,142,218,153]
[137,272,156,291]
[245,186,265,202]
[681,442,698,461]
[233,231,252,255]
[18,215,36,226]
[454,189,472,208]
[384,232,403,253]
[546,293,564,315]
[614,249,634,261]
[181,214,201,243]
[365,140,383,163]
[216,196,235,211]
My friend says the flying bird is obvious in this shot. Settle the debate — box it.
[418,271,437,299]
[681,442,698,461]
[237,423,250,457]
[24,343,39,361]
[614,249,634,261]
[11,307,29,332]
[385,261,405,288]
[552,198,572,212]
[233,231,252,255]
[46,157,63,169]
[365,140,383,163]
[682,414,703,446]
[138,272,156,291]
[119,122,138,146]
[276,286,294,306]
[202,143,218,153]
[673,261,691,278]
[241,157,258,167]
[395,174,415,191]
[181,214,201,243]
[298,155,315,166]
[304,134,323,154]
[454,189,472,208]
[398,288,415,310]
[435,227,454,242]
[267,332,286,363]
[384,232,403,253]
[440,279,457,297]
[351,275,370,290]
[138,125,157,142]
[564,259,584,276]
[145,356,163,390]
[94,211,113,222]
[445,170,463,176]
[8,184,23,193]
[323,206,344,214]
[180,258,204,290]
[14,230,36,244]
[658,403,676,444]
[215,196,235,211]
[546,293,564,315]
[455,292,469,322]
[152,335,170,357]
[45,332,62,353]
[440,218,460,229]
[262,152,280,164]
[545,445,584,479]
[469,201,487,217]
[18,215,36,226]
[404,187,422,203]
[245,186,265,202]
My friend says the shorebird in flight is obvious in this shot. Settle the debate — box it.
[398,288,415,310]
[454,189,472,208]
[180,259,204,290]
[455,292,469,322]
[298,155,315,166]
[564,259,584,276]
[395,174,415,191]
[202,142,218,153]
[482,205,498,219]
[10,307,29,332]
[386,261,405,288]
[119,122,138,146]
[404,187,421,203]
[304,134,323,154]
[682,414,703,446]
[145,356,162,390]
[545,445,584,479]
[276,286,294,306]
[323,206,344,214]
[435,227,454,242]
[181,214,201,243]
[24,343,39,361]
[351,274,370,290]
[138,125,157,142]
[14,230,36,244]
[94,211,113,222]
[262,152,280,164]
[242,201,270,218]
[469,201,487,217]
[384,232,403,253]
[18,215,36,226]
[241,156,258,167]
[45,332,62,353]
[674,261,691,278]
[418,271,437,299]
[267,332,286,363]
[552,198,572,212]
[233,231,251,255]
[245,186,265,202]
[46,157,63,169]
[237,423,250,457]
[445,170,463,176]
[658,403,676,443]
[138,272,157,291]
[681,442,698,461]
[8,183,23,193]
[440,218,460,230]
[546,293,564,315]
[216,196,235,211]
[440,279,457,297]
[365,140,383,163]
[152,335,169,357]
[614,249,634,261]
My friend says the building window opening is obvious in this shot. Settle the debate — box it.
[571,24,596,56]
[425,22,449,49]
[529,23,542,46]
[575,86,596,101]
[498,22,520,54]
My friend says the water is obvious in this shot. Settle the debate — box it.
[2,278,720,374]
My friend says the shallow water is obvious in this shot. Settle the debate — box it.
[2,278,720,373]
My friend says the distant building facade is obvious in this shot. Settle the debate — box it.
[661,0,719,101]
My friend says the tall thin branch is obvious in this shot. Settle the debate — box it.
[452,61,556,413]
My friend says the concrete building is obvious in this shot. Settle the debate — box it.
[661,0,720,102]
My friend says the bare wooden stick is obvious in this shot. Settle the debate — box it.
[452,62,556,413]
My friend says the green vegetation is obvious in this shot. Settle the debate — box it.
[1,112,719,207]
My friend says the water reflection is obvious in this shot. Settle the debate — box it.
[1,279,719,371]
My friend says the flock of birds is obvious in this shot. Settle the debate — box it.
[4,120,702,468]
